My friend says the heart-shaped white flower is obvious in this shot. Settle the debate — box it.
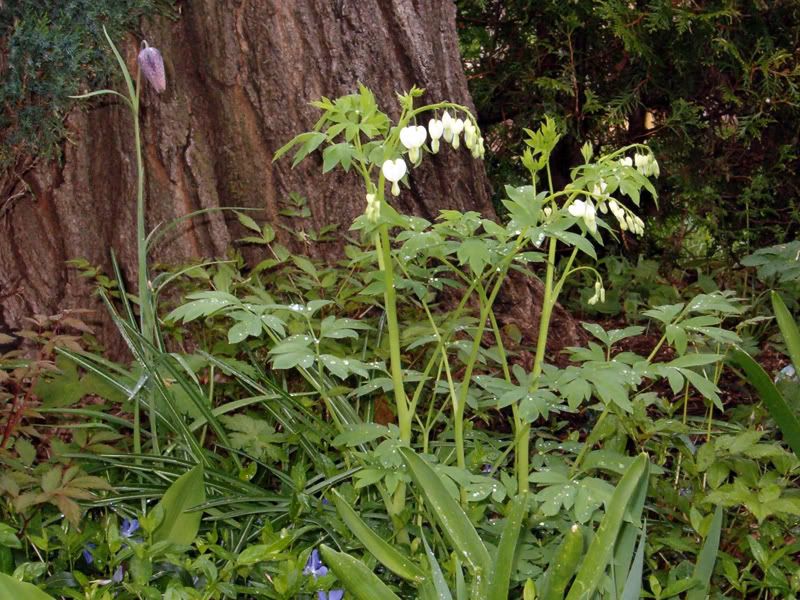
[400,125,427,150]
[428,119,444,140]
[568,199,587,218]
[382,158,407,196]
[441,111,454,143]
[429,119,444,154]
[400,126,427,163]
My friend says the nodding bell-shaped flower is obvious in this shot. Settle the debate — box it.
[428,118,444,153]
[365,193,380,223]
[619,156,633,168]
[137,41,166,93]
[568,199,597,233]
[463,120,477,150]
[593,179,608,195]
[382,158,407,196]
[588,279,605,305]
[400,125,427,164]
[441,111,455,143]
[451,118,465,149]
[634,152,660,177]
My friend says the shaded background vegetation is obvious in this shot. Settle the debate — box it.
[457,0,800,266]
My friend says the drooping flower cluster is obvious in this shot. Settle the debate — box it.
[634,152,660,177]
[380,109,484,203]
[608,199,645,235]
[588,279,606,305]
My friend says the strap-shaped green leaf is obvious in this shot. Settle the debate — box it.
[153,464,205,545]
[729,347,800,457]
[541,523,584,600]
[0,573,56,600]
[565,453,649,600]
[620,522,647,600]
[487,493,529,600]
[772,291,800,371]
[319,544,402,600]
[330,489,426,583]
[399,447,491,575]
[686,505,723,600]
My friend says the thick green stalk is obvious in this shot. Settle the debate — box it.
[374,218,412,519]
[517,235,558,492]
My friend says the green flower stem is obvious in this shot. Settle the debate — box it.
[371,196,412,518]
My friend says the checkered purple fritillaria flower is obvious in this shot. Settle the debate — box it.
[137,41,166,93]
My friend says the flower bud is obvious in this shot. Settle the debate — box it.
[137,42,166,93]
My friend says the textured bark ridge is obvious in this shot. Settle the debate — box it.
[0,0,583,353]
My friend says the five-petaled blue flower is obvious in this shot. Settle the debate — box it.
[304,548,328,579]
[82,542,96,564]
[112,565,124,583]
[120,518,139,538]
[318,590,344,600]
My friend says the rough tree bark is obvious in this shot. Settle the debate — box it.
[0,0,583,354]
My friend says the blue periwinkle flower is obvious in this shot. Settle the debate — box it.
[304,548,328,579]
[112,565,124,583]
[120,518,139,538]
[318,590,344,600]
[82,542,96,564]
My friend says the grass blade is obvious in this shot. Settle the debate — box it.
[421,531,454,600]
[565,453,649,600]
[620,522,646,600]
[399,447,491,575]
[330,489,426,583]
[319,544,402,600]
[729,347,800,457]
[686,505,723,600]
[487,492,529,600]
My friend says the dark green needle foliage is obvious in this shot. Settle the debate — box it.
[0,0,174,169]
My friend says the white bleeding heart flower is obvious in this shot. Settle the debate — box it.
[451,118,465,149]
[592,179,608,198]
[568,199,587,218]
[584,200,597,233]
[428,118,444,153]
[619,156,633,167]
[400,125,427,163]
[441,111,454,143]
[463,121,477,149]
[382,158,407,196]
[568,199,597,232]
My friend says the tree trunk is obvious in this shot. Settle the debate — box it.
[0,0,583,355]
